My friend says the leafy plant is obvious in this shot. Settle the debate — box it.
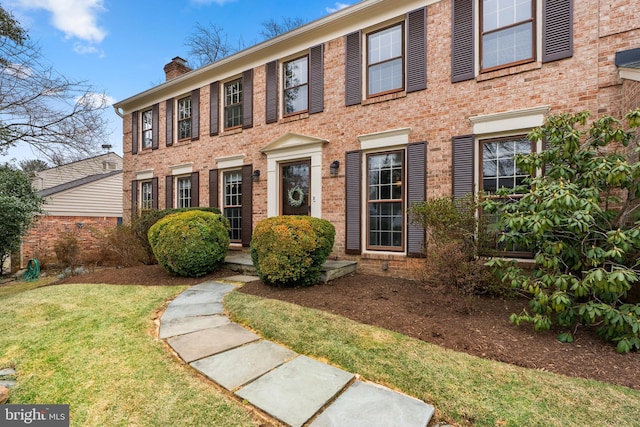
[483,108,640,352]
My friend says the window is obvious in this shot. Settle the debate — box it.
[481,136,532,193]
[481,0,534,70]
[283,56,308,115]
[141,109,153,149]
[177,176,191,208]
[223,171,242,242]
[224,78,242,129]
[140,181,153,211]
[367,151,404,250]
[367,24,404,96]
[178,96,192,140]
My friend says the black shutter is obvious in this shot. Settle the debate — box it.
[210,82,219,136]
[265,60,278,124]
[242,69,254,129]
[166,176,173,209]
[151,103,159,150]
[542,0,573,63]
[309,44,324,114]
[407,142,427,257]
[151,177,158,210]
[191,89,200,140]
[345,31,362,106]
[241,164,253,247]
[209,169,219,208]
[406,7,427,93]
[131,111,138,154]
[451,0,475,83]
[131,180,138,219]
[191,171,200,207]
[452,135,475,199]
[345,150,362,254]
[166,99,174,147]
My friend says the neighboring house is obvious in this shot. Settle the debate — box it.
[113,0,640,279]
[19,153,123,268]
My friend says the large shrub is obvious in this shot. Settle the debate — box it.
[148,210,230,277]
[250,216,335,287]
[483,109,640,352]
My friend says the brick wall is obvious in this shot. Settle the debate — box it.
[120,0,638,280]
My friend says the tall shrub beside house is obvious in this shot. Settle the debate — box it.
[250,216,335,287]
[148,210,230,277]
[483,109,640,352]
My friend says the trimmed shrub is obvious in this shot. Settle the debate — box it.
[250,216,335,287]
[148,210,230,277]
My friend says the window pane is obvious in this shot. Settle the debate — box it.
[284,57,308,89]
[178,177,191,208]
[368,202,403,248]
[141,181,153,210]
[482,138,530,192]
[178,97,191,119]
[225,105,242,128]
[483,21,533,68]
[368,58,403,95]
[284,85,308,115]
[483,0,532,31]
[178,120,191,140]
[368,25,402,64]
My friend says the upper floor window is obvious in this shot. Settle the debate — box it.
[141,109,153,149]
[283,56,309,115]
[178,96,192,140]
[481,0,535,70]
[177,176,192,208]
[224,78,243,129]
[367,23,404,97]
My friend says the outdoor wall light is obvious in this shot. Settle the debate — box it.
[330,160,340,176]
[252,169,261,182]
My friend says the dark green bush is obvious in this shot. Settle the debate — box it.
[250,216,335,287]
[148,210,230,277]
[133,207,221,264]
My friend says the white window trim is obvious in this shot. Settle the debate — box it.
[216,154,245,170]
[170,163,193,176]
[136,169,154,180]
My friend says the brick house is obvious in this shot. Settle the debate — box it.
[113,0,640,279]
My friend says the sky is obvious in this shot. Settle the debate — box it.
[0,0,354,166]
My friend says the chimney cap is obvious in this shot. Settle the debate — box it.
[171,56,188,66]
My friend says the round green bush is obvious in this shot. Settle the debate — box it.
[148,210,230,277]
[250,216,335,287]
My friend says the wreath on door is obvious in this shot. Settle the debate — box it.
[287,185,305,207]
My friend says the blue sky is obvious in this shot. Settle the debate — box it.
[1,0,353,165]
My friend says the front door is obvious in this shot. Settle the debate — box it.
[281,160,310,215]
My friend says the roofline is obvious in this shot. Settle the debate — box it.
[40,152,123,172]
[38,170,123,197]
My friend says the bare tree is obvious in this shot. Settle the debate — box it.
[0,6,109,163]
[184,22,237,68]
[259,17,306,40]
[18,158,49,178]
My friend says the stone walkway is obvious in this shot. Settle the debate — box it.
[160,275,435,427]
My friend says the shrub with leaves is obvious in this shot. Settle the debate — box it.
[483,109,640,352]
[148,210,230,277]
[250,216,335,287]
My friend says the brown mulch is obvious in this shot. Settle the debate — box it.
[56,264,640,391]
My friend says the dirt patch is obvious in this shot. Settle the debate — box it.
[57,265,640,390]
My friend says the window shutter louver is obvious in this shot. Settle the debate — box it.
[452,135,475,199]
[131,111,138,154]
[166,99,174,146]
[265,60,278,124]
[151,177,158,210]
[542,0,573,63]
[151,103,159,150]
[191,171,200,207]
[131,180,138,219]
[345,150,362,254]
[451,0,475,83]
[345,31,362,106]
[191,89,200,140]
[309,44,324,114]
[165,176,173,209]
[406,7,427,93]
[209,169,219,208]
[242,69,254,129]
[241,164,253,247]
[407,142,427,257]
[210,82,219,136]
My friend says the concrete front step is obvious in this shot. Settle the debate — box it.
[224,253,357,283]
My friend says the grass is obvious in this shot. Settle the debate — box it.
[0,283,259,427]
[225,291,640,427]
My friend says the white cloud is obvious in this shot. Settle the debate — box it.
[16,0,107,43]
[77,92,115,109]
[326,2,350,13]
[73,43,104,58]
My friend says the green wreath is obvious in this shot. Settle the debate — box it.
[287,185,305,207]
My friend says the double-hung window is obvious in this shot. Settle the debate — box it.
[223,171,242,242]
[140,181,153,211]
[283,56,309,115]
[224,78,243,129]
[367,151,404,251]
[177,96,192,140]
[481,0,535,70]
[141,109,153,149]
[177,176,192,208]
[367,23,404,97]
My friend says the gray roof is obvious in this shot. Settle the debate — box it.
[38,170,122,197]
[615,48,640,69]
